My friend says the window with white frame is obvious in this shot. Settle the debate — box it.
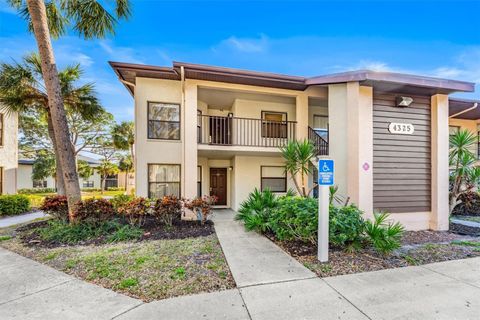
[261,166,286,192]
[449,125,460,136]
[148,164,181,198]
[33,180,47,188]
[83,181,94,188]
[148,102,180,140]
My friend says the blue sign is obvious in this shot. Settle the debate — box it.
[318,159,334,186]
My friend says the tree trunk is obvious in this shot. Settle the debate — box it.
[45,111,65,195]
[101,177,105,194]
[124,170,128,195]
[130,144,135,163]
[27,0,81,221]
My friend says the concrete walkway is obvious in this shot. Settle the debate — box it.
[1,209,480,319]
[0,211,47,228]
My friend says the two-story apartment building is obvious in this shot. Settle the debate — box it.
[111,61,477,231]
[0,110,18,194]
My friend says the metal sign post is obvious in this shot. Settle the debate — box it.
[317,159,334,262]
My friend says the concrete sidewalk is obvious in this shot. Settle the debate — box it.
[1,209,480,319]
[0,211,47,228]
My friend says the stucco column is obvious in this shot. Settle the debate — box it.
[183,81,198,199]
[328,83,373,215]
[431,94,449,230]
[296,94,309,140]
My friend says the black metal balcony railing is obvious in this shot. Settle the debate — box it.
[198,115,296,147]
[308,126,329,156]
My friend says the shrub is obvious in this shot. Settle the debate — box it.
[18,188,56,194]
[185,195,217,224]
[364,212,404,254]
[0,195,31,216]
[40,195,68,221]
[329,205,365,249]
[235,189,278,232]
[38,220,135,244]
[106,187,125,191]
[153,195,182,226]
[81,188,101,192]
[73,198,116,224]
[110,194,134,210]
[118,197,152,226]
[452,191,480,216]
[269,196,318,244]
[236,190,367,249]
[106,224,143,243]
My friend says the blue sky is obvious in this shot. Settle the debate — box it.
[1,0,480,122]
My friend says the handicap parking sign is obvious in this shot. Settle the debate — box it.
[318,159,334,186]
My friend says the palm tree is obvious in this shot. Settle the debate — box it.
[0,53,100,196]
[449,129,478,213]
[118,155,133,193]
[97,160,119,193]
[8,0,131,220]
[280,139,316,197]
[112,121,135,162]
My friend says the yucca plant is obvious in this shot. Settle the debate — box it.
[235,188,278,232]
[280,139,316,197]
[449,129,479,214]
[364,212,404,255]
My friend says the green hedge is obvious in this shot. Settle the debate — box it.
[18,188,56,194]
[0,195,31,216]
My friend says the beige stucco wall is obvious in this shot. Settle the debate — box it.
[134,78,183,197]
[231,155,295,210]
[431,94,450,230]
[0,111,18,194]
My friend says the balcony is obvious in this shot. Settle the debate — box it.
[198,115,296,148]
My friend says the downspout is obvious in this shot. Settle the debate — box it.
[180,66,186,198]
[449,102,478,119]
[119,78,135,88]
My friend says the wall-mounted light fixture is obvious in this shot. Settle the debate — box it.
[229,166,233,171]
[396,96,414,107]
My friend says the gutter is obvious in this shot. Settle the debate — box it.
[449,102,478,118]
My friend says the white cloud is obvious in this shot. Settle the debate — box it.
[215,34,269,53]
[99,41,144,64]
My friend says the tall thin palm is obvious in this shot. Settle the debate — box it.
[8,0,131,220]
[112,121,135,162]
[0,53,101,195]
[118,154,133,193]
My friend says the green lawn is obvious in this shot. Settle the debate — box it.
[1,234,235,301]
[25,190,125,208]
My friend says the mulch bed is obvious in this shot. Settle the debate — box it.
[266,231,480,278]
[401,230,469,245]
[16,218,215,248]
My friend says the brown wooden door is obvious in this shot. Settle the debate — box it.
[210,168,227,205]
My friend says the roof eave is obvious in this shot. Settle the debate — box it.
[306,70,475,93]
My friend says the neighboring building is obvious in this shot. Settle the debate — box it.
[0,110,18,194]
[111,61,477,231]
[17,154,134,191]
[18,155,102,190]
